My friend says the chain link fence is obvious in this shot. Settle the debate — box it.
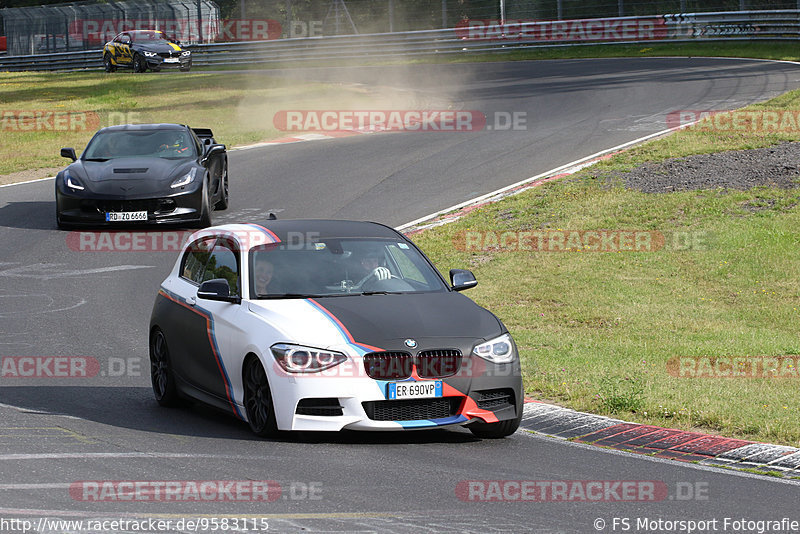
[1,0,800,57]
[1,0,220,56]
[220,0,800,34]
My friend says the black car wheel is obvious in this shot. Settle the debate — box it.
[150,328,178,406]
[197,178,212,228]
[243,357,279,437]
[132,53,147,73]
[103,54,117,73]
[468,410,522,439]
[215,167,229,211]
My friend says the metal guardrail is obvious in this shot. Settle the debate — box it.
[1,10,799,72]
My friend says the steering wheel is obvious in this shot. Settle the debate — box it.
[354,267,398,289]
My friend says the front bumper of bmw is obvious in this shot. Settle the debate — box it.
[145,53,191,70]
[255,342,523,432]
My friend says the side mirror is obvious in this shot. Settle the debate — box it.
[61,147,77,161]
[450,269,477,291]
[201,144,225,165]
[197,278,240,304]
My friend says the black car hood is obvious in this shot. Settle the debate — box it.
[70,158,193,197]
[135,41,182,53]
[251,292,504,351]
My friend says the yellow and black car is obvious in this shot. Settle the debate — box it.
[103,30,191,73]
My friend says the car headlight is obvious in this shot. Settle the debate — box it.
[143,51,158,57]
[170,167,196,189]
[271,343,347,373]
[181,50,191,56]
[63,171,84,191]
[472,333,515,364]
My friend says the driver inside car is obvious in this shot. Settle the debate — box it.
[157,134,191,156]
[358,251,391,282]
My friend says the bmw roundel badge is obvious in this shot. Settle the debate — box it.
[404,339,417,348]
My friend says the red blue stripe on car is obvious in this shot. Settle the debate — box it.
[158,287,244,420]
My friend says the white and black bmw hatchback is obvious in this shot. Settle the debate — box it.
[149,219,523,438]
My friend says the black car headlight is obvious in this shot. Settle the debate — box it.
[170,168,196,189]
[271,343,347,373]
[143,51,158,58]
[472,333,515,364]
[63,170,85,192]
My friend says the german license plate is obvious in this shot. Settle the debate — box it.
[164,58,179,63]
[387,381,442,400]
[106,211,147,222]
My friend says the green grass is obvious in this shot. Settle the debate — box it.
[4,40,800,178]
[192,40,800,71]
[412,90,800,447]
[0,71,412,176]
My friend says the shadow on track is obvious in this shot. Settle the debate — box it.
[0,201,57,230]
[0,386,483,445]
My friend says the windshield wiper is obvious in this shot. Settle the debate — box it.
[83,157,109,162]
[360,291,405,296]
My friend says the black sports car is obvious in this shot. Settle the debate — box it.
[55,123,228,229]
[103,30,191,73]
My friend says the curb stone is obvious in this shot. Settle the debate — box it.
[521,402,800,478]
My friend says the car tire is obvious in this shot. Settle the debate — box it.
[215,167,229,211]
[243,357,279,438]
[150,328,179,407]
[196,179,212,228]
[103,54,116,73]
[132,53,146,73]
[468,411,522,439]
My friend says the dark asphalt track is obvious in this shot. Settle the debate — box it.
[0,58,799,532]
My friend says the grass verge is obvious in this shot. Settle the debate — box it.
[412,91,800,446]
[3,40,799,180]
[0,71,418,178]
[192,40,800,71]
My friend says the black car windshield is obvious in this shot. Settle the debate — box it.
[83,129,196,160]
[131,31,171,43]
[250,238,449,299]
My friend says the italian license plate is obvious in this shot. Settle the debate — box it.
[164,58,179,63]
[387,380,442,400]
[106,211,147,222]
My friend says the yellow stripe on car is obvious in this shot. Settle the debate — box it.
[169,42,181,51]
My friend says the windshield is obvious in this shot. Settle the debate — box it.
[249,238,449,299]
[131,31,171,43]
[83,129,196,160]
